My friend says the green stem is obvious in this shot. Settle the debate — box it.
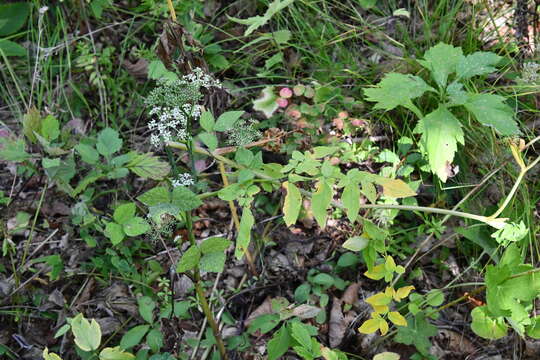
[167,141,502,228]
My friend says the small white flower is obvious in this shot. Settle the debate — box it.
[172,173,195,187]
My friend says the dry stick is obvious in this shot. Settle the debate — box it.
[218,161,257,275]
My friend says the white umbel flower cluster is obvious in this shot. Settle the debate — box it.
[146,68,220,147]
[172,173,195,187]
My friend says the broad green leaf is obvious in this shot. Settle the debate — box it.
[96,128,122,156]
[176,245,201,273]
[425,289,444,306]
[200,111,215,132]
[464,93,519,135]
[373,352,400,360]
[120,325,150,350]
[235,147,255,167]
[470,306,508,340]
[198,132,218,152]
[200,252,226,273]
[22,107,40,143]
[76,143,100,164]
[214,111,244,132]
[0,137,30,162]
[105,222,125,245]
[283,181,302,226]
[0,2,30,36]
[0,39,26,56]
[147,60,178,81]
[127,153,170,180]
[311,180,332,228]
[43,348,63,360]
[113,203,136,225]
[235,207,254,259]
[342,236,369,252]
[249,314,281,335]
[418,43,463,88]
[311,273,334,287]
[395,313,437,354]
[145,328,163,353]
[253,86,279,118]
[267,325,291,360]
[171,187,202,211]
[99,347,135,360]
[290,322,311,348]
[138,296,155,324]
[527,316,540,339]
[456,51,501,79]
[137,187,170,206]
[200,237,231,254]
[41,115,60,142]
[123,217,150,237]
[342,182,360,223]
[71,313,101,352]
[228,0,294,36]
[420,106,464,182]
[364,73,434,112]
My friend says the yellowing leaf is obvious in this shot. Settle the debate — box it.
[358,318,380,334]
[373,352,401,360]
[99,347,135,360]
[394,286,415,301]
[372,305,389,314]
[388,311,407,326]
[365,264,386,280]
[43,348,63,360]
[71,313,101,352]
[375,177,416,198]
[283,181,302,226]
[366,292,392,307]
[311,180,333,228]
[379,318,389,335]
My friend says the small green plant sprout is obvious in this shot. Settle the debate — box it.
[48,313,135,360]
[365,43,519,182]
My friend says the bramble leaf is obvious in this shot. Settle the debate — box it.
[419,106,464,182]
[364,73,434,112]
[463,93,519,135]
[96,128,122,156]
[127,153,170,180]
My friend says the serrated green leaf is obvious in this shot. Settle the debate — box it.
[267,325,291,360]
[364,73,434,112]
[200,252,226,273]
[420,106,464,182]
[456,51,501,79]
[0,137,30,162]
[96,128,122,156]
[470,306,508,340]
[41,115,60,142]
[76,143,100,164]
[200,237,231,254]
[176,245,201,273]
[283,181,302,226]
[123,217,150,237]
[127,153,170,180]
[214,111,244,132]
[120,325,150,350]
[235,207,254,259]
[290,322,312,348]
[342,182,360,223]
[200,111,215,132]
[138,296,155,324]
[311,180,332,228]
[71,313,101,352]
[464,93,519,135]
[99,346,135,360]
[113,203,136,225]
[198,132,218,152]
[418,42,464,88]
[171,187,202,211]
[137,187,170,206]
[105,222,125,245]
[145,328,163,353]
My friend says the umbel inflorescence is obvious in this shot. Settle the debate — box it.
[145,68,221,147]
